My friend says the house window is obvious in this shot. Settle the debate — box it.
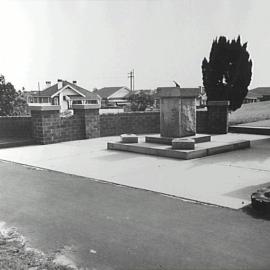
[53,97,59,105]
[85,100,98,104]
[72,100,82,105]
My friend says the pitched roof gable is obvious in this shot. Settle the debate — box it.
[95,87,128,98]
[32,81,99,100]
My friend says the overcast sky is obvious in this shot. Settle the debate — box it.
[0,0,269,91]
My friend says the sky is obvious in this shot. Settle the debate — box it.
[0,0,269,91]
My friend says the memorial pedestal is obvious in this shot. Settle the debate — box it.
[157,87,200,138]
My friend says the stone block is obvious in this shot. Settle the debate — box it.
[172,138,195,150]
[158,87,199,138]
[120,134,138,143]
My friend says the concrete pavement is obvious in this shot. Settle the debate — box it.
[1,160,270,270]
[0,133,270,208]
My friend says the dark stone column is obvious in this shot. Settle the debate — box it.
[207,101,229,134]
[29,105,61,144]
[73,104,100,139]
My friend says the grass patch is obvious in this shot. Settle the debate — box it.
[229,100,270,125]
[0,223,76,270]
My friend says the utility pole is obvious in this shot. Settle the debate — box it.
[128,69,135,91]
[38,82,41,103]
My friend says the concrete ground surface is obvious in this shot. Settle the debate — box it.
[1,160,270,270]
[238,119,270,127]
[0,133,270,209]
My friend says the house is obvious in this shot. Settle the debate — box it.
[243,96,258,104]
[27,80,101,112]
[94,86,131,107]
[245,87,270,103]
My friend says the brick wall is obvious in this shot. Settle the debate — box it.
[1,106,228,145]
[31,107,100,144]
[100,111,160,136]
[196,110,208,133]
[32,110,86,144]
[207,101,229,134]
[77,109,100,138]
[100,111,209,137]
[0,116,32,138]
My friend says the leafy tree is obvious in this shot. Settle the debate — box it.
[0,75,27,116]
[12,90,28,115]
[202,36,252,111]
[128,91,154,111]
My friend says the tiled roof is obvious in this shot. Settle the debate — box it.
[247,87,270,98]
[94,87,128,98]
[31,81,99,99]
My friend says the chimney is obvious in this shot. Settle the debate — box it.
[46,81,51,88]
[72,80,77,85]
[57,79,63,89]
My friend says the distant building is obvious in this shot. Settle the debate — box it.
[27,80,100,112]
[93,86,131,107]
[243,96,258,104]
[245,87,270,103]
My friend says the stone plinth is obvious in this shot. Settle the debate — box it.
[172,138,195,150]
[157,87,200,138]
[120,134,138,143]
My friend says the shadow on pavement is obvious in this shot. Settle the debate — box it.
[242,204,270,221]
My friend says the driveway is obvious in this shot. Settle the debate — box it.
[0,134,270,209]
[1,160,270,270]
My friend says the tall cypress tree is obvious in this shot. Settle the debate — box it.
[202,36,252,111]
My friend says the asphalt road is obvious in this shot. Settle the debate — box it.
[1,160,270,270]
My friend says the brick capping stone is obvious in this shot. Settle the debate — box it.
[207,100,230,106]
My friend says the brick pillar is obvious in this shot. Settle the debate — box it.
[207,101,229,134]
[29,105,61,144]
[72,104,100,139]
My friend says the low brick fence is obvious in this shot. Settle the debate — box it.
[0,116,32,138]
[0,105,229,144]
[100,111,160,136]
[30,105,100,144]
[196,110,208,133]
[31,110,85,144]
[100,111,209,136]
